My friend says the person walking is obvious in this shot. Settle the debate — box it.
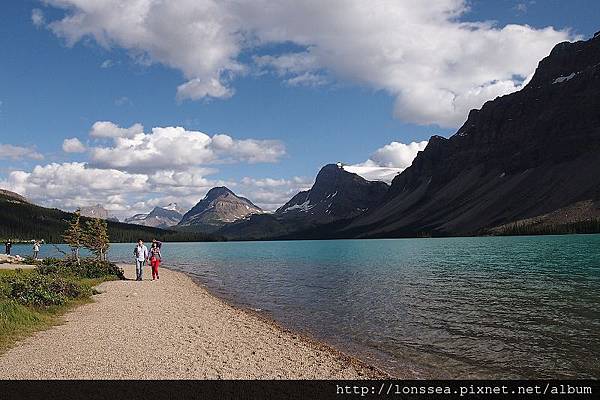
[134,239,148,281]
[32,240,41,259]
[5,239,11,255]
[149,241,161,280]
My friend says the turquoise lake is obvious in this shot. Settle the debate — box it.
[14,235,600,378]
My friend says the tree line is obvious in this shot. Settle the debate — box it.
[0,196,224,243]
[491,219,600,236]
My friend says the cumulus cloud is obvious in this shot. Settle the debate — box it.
[0,162,148,211]
[62,137,86,153]
[0,162,224,216]
[0,144,44,160]
[88,123,285,172]
[90,121,144,139]
[346,140,428,182]
[370,141,429,168]
[42,0,574,127]
[0,119,288,216]
[176,78,235,101]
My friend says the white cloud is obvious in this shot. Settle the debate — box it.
[31,9,45,27]
[254,52,327,86]
[370,141,429,168]
[89,121,144,139]
[0,162,148,211]
[42,0,574,127]
[346,140,428,182]
[0,144,44,160]
[62,137,86,153]
[176,78,234,101]
[0,162,223,216]
[344,161,403,183]
[0,120,288,216]
[88,123,285,172]
[237,176,312,210]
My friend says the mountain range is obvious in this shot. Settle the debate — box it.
[217,164,389,239]
[2,33,600,241]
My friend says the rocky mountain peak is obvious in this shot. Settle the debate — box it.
[178,186,262,231]
[276,163,388,221]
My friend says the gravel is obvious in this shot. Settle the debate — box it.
[0,264,384,379]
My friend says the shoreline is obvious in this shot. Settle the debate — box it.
[0,263,388,379]
[175,267,393,379]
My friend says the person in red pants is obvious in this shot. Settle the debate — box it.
[149,241,162,280]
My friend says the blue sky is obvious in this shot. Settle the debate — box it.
[0,0,598,216]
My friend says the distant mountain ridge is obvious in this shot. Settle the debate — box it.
[218,164,389,239]
[178,187,263,232]
[79,204,109,219]
[125,203,184,228]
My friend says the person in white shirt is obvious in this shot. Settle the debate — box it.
[133,239,148,281]
[32,240,43,259]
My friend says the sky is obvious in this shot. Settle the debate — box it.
[0,0,598,218]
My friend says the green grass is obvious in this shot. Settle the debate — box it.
[0,259,122,354]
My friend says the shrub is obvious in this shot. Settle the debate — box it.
[36,257,124,280]
[41,257,63,266]
[2,273,91,308]
[21,256,41,266]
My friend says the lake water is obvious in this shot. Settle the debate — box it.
[12,235,600,378]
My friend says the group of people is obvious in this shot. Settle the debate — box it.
[134,239,162,281]
[3,239,43,258]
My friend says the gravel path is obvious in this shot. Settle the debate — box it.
[0,263,35,270]
[0,264,382,379]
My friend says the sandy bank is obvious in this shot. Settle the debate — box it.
[0,264,384,379]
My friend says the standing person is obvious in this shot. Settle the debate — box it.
[32,240,41,259]
[149,241,161,280]
[5,239,11,255]
[133,239,148,281]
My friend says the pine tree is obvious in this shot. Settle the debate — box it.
[63,210,84,264]
[84,218,110,261]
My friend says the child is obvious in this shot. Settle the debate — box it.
[149,241,161,280]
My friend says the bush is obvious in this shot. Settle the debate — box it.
[36,257,124,280]
[41,257,63,266]
[21,256,41,266]
[2,273,91,308]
